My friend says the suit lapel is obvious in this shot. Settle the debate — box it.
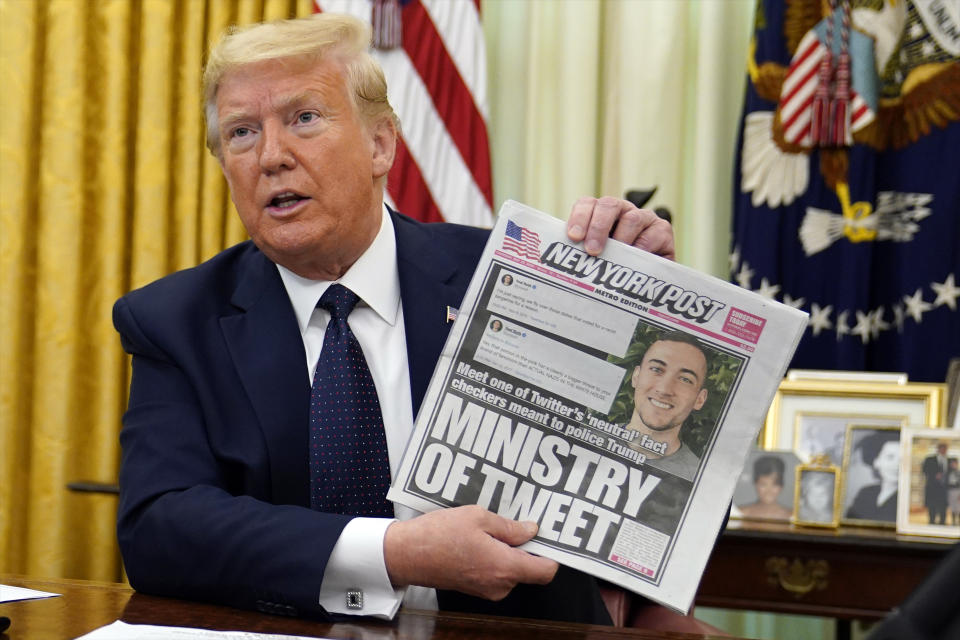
[219,249,311,506]
[392,211,469,417]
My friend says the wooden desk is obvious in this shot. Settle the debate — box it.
[1,575,735,640]
[696,520,956,620]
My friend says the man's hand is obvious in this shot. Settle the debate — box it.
[383,505,558,600]
[566,196,675,260]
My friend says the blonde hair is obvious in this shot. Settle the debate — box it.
[202,13,398,156]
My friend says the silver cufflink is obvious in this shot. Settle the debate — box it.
[346,588,363,609]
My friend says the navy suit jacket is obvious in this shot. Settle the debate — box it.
[114,210,610,623]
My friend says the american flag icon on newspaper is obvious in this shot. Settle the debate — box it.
[502,220,541,261]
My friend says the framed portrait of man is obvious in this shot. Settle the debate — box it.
[897,428,960,539]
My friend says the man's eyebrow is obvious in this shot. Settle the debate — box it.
[274,91,319,111]
[218,92,320,131]
[218,111,250,131]
[649,357,701,382]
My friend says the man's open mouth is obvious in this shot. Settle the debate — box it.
[269,192,308,209]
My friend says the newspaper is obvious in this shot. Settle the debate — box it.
[387,200,808,613]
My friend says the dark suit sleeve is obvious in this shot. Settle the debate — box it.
[114,295,350,618]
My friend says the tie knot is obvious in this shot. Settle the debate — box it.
[318,284,360,320]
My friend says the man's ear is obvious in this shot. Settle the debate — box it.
[370,117,397,179]
[694,388,708,411]
[631,366,641,388]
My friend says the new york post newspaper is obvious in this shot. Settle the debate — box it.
[388,201,808,612]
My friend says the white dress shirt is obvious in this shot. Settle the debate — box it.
[277,205,438,618]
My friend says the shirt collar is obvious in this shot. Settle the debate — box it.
[276,205,400,333]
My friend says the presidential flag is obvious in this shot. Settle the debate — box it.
[732,0,960,383]
[315,0,493,227]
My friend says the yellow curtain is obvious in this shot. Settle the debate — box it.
[0,0,314,582]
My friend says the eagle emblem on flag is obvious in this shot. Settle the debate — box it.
[740,0,959,255]
[731,0,959,382]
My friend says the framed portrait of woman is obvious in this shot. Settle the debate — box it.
[731,449,800,523]
[839,425,901,528]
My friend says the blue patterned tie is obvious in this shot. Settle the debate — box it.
[309,284,393,517]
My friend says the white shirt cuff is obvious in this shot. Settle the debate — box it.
[318,517,405,619]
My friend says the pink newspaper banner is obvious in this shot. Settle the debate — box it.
[721,307,767,344]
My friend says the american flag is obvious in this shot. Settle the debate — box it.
[315,0,493,226]
[778,28,873,146]
[502,220,541,261]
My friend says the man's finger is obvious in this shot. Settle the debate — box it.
[608,206,655,245]
[509,549,559,585]
[632,217,675,260]
[566,196,600,243]
[580,196,623,255]
[484,514,539,546]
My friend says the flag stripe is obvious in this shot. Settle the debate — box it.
[422,0,488,119]
[389,136,445,223]
[315,0,492,227]
[781,34,820,95]
[401,1,493,206]
[780,64,818,119]
[378,47,492,225]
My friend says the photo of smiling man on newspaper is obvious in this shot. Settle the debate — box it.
[389,201,806,613]
[598,324,743,534]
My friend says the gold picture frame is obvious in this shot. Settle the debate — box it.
[839,424,902,529]
[793,458,841,528]
[762,379,946,452]
[897,427,960,539]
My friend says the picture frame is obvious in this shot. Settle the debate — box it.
[794,413,904,466]
[793,460,841,528]
[896,427,960,539]
[946,357,959,429]
[839,425,902,528]
[730,449,800,523]
[786,369,908,384]
[761,379,946,452]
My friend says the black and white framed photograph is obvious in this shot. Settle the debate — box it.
[795,413,903,466]
[839,425,901,528]
[793,464,840,528]
[731,449,801,523]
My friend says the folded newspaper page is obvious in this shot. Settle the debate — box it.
[388,200,808,613]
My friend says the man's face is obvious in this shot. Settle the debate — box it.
[631,339,708,432]
[215,56,394,279]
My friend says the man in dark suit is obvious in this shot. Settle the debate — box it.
[923,442,952,525]
[114,13,674,624]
